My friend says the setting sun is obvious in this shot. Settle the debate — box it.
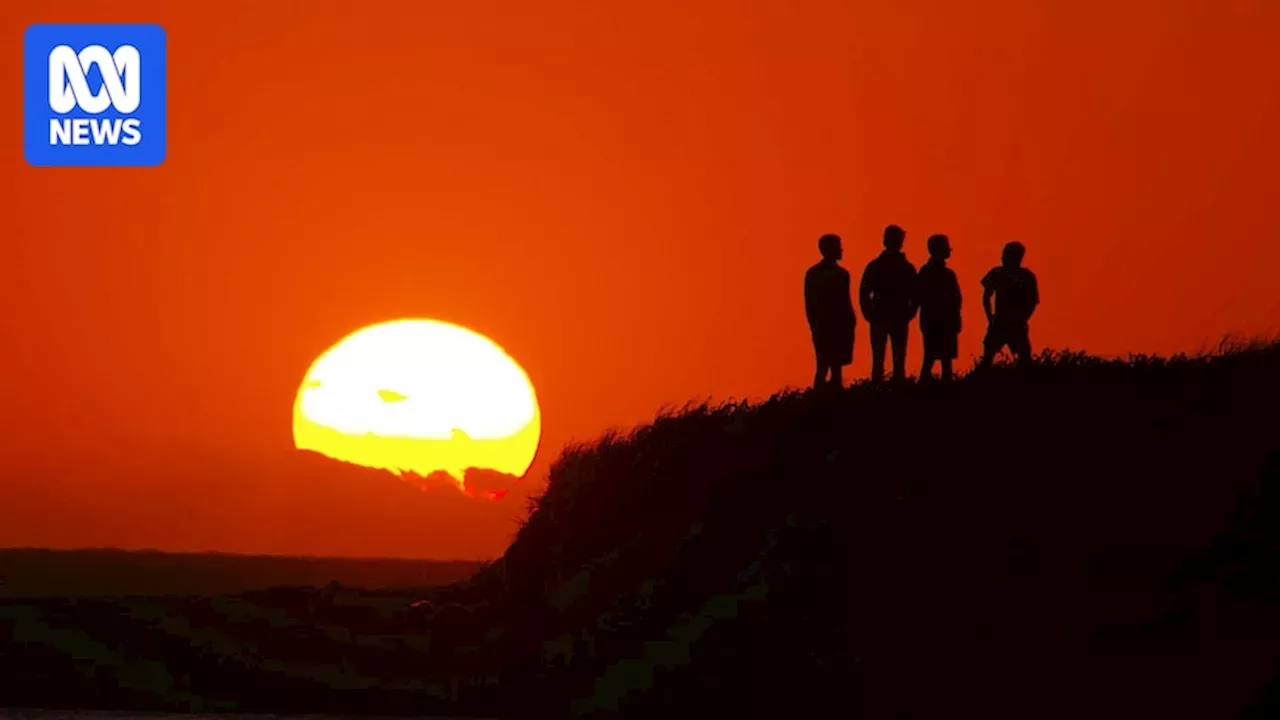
[292,319,541,487]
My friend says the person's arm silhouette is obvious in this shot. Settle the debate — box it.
[840,268,856,327]
[951,269,963,333]
[906,261,920,322]
[804,269,818,330]
[859,263,875,322]
[981,269,998,324]
[1026,271,1040,320]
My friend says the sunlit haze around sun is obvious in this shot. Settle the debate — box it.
[292,319,541,487]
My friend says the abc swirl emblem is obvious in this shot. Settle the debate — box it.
[24,24,167,167]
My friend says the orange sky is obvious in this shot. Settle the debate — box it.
[2,0,1278,560]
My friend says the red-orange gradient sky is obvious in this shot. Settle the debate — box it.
[1,1,1278,560]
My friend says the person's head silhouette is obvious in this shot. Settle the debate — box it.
[1002,241,1026,268]
[883,224,905,252]
[818,233,843,261]
[927,234,951,260]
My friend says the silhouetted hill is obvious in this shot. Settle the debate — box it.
[2,341,1278,718]
[0,548,486,598]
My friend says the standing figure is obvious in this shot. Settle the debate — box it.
[859,224,918,382]
[916,234,962,381]
[805,233,856,389]
[980,241,1039,368]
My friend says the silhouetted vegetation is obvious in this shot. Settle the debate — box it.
[2,340,1278,718]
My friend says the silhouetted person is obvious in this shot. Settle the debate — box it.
[805,234,856,389]
[916,234,962,381]
[860,224,918,382]
[979,241,1039,368]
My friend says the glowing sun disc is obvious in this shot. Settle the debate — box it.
[292,319,541,485]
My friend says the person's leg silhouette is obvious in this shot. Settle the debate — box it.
[981,324,1004,369]
[1009,324,1032,365]
[870,324,888,383]
[815,359,845,390]
[981,345,1001,369]
[921,354,937,381]
[890,322,909,381]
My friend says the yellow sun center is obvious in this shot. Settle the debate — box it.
[292,319,541,486]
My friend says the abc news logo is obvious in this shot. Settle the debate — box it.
[48,44,143,146]
[24,24,167,167]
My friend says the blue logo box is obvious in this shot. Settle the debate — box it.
[24,23,167,167]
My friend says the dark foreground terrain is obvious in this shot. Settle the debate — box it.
[2,342,1279,718]
[0,549,485,599]
[0,707,488,712]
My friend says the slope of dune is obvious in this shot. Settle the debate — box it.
[2,341,1278,718]
[458,340,1280,718]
